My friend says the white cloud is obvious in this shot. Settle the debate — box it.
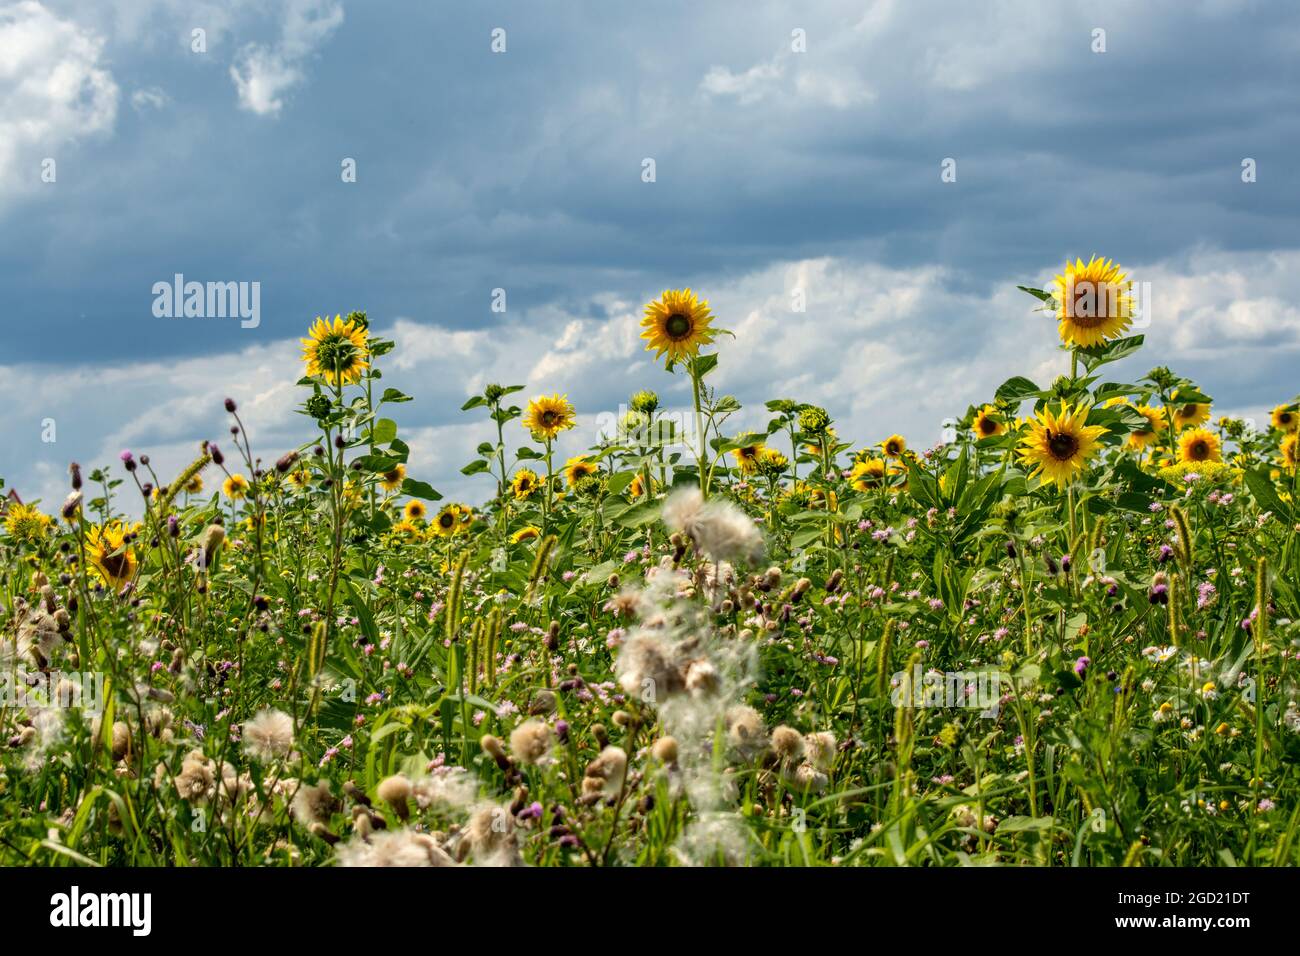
[0,1,118,194]
[7,249,1300,513]
[230,0,342,115]
[130,85,169,111]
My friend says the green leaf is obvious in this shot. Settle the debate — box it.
[1076,334,1145,372]
[370,418,398,445]
[461,395,487,411]
[995,376,1041,405]
[401,478,442,501]
[380,388,413,404]
[1017,286,1055,304]
[1244,469,1293,522]
[461,459,491,476]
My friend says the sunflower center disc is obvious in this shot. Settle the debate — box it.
[100,551,130,579]
[1048,432,1079,460]
[665,313,692,338]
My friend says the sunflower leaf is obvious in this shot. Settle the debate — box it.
[1244,469,1293,523]
[400,479,442,501]
[1076,335,1145,372]
[1018,285,1055,304]
[995,376,1041,405]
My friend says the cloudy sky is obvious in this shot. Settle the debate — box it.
[3,0,1298,508]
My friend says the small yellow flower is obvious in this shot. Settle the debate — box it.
[403,500,427,522]
[511,469,540,500]
[971,406,1005,439]
[432,504,462,537]
[222,474,250,500]
[563,455,598,488]
[848,458,886,492]
[522,394,576,440]
[1271,404,1298,433]
[86,521,139,590]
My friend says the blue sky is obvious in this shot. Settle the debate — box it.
[3,0,1299,508]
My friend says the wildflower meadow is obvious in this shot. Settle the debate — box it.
[3,265,1299,869]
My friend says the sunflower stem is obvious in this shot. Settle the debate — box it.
[690,360,709,498]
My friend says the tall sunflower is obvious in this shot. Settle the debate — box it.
[732,444,765,475]
[880,434,907,459]
[523,394,576,440]
[1271,404,1299,433]
[301,315,370,386]
[972,406,1005,439]
[379,464,407,492]
[1018,403,1108,488]
[1050,255,1134,348]
[641,289,716,364]
[1178,428,1221,464]
[86,521,138,590]
[564,455,598,488]
[511,468,541,500]
[432,504,462,537]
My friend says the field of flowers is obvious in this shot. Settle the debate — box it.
[2,257,1299,867]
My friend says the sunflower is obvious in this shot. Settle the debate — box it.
[849,458,887,491]
[511,525,542,544]
[880,434,907,459]
[732,444,765,475]
[456,507,475,533]
[379,464,407,492]
[4,503,51,543]
[629,473,657,498]
[1167,393,1210,431]
[1125,404,1165,451]
[641,289,716,364]
[1018,403,1108,488]
[756,448,789,477]
[390,519,421,537]
[564,455,598,488]
[804,427,837,457]
[511,469,540,500]
[86,521,138,590]
[1271,404,1299,433]
[432,504,462,537]
[523,394,576,440]
[403,500,428,522]
[301,314,370,386]
[972,406,1005,439]
[1178,428,1221,464]
[287,468,313,492]
[223,474,250,500]
[1281,434,1299,472]
[1050,255,1134,347]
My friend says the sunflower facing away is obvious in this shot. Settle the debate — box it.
[511,468,541,500]
[1178,428,1222,464]
[301,315,370,386]
[1272,404,1299,433]
[379,464,407,492]
[564,455,598,488]
[86,521,139,590]
[641,289,716,364]
[1018,403,1108,488]
[523,394,576,440]
[880,434,907,459]
[511,525,542,544]
[1281,434,1299,472]
[1050,255,1134,348]
[972,406,1006,439]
